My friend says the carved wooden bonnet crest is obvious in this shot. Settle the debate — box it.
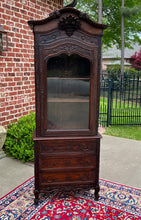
[59,15,80,37]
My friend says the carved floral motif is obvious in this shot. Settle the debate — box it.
[39,30,98,46]
[59,15,80,37]
[42,44,93,61]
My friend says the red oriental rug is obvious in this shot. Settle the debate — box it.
[0,177,140,220]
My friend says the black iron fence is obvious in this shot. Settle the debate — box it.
[99,72,141,127]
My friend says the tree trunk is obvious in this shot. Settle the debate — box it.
[98,0,103,78]
[98,0,102,23]
[121,0,124,82]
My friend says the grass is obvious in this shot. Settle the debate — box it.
[100,97,140,109]
[99,76,141,140]
[104,125,141,141]
[99,96,141,125]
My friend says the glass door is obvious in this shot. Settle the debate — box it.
[46,54,90,130]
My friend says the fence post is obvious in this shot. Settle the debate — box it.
[107,79,112,126]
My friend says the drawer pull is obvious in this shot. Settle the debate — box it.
[47,163,56,168]
[80,145,89,151]
[47,178,55,183]
[80,176,87,181]
[67,146,71,150]
[47,148,54,153]
[66,175,70,180]
[65,160,70,166]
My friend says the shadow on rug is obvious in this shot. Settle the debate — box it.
[0,177,140,219]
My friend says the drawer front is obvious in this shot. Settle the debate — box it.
[39,140,97,154]
[40,153,96,169]
[40,170,95,184]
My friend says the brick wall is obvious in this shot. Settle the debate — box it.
[0,0,63,127]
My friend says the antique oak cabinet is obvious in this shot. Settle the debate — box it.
[28,7,107,204]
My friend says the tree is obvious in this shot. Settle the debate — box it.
[121,0,125,79]
[98,0,102,24]
[76,0,141,49]
[130,49,141,70]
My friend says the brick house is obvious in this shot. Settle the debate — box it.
[0,0,63,127]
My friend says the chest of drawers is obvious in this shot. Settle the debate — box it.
[33,133,101,204]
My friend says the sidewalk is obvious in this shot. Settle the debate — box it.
[0,135,140,198]
[100,135,141,188]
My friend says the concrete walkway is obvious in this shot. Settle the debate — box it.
[100,135,141,188]
[0,135,140,198]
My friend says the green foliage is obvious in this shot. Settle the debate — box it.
[76,0,141,49]
[122,6,141,17]
[107,65,121,81]
[4,112,35,163]
[107,65,141,82]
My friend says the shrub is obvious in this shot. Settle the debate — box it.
[130,49,141,70]
[107,65,121,81]
[4,112,35,163]
[107,65,140,79]
[104,65,141,88]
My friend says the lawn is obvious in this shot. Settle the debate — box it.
[99,96,141,126]
[99,75,141,140]
[104,125,141,141]
[99,96,141,140]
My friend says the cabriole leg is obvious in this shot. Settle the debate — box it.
[34,189,39,205]
[95,184,100,201]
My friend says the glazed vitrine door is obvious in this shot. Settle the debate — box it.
[46,53,91,131]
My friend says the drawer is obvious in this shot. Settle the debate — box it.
[40,153,96,169]
[40,170,95,184]
[39,140,98,154]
